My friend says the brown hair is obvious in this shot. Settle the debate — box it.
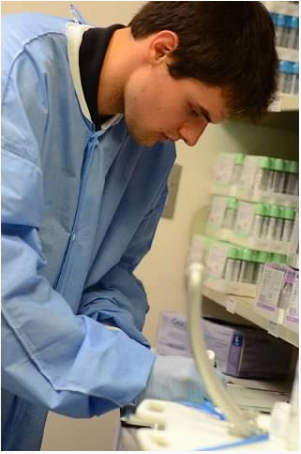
[129,2,278,121]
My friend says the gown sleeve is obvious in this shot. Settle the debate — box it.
[79,188,168,346]
[1,49,155,419]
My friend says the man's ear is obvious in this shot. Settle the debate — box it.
[148,30,179,64]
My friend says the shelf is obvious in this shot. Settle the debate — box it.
[206,226,291,255]
[229,236,289,254]
[269,93,298,112]
[276,46,299,63]
[204,277,257,298]
[287,253,299,269]
[202,284,298,348]
[253,93,299,132]
[211,186,299,207]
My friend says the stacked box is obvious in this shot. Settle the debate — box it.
[157,312,292,379]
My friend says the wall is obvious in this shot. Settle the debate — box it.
[2,1,298,450]
[1,1,144,24]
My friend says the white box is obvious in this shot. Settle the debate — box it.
[157,312,292,379]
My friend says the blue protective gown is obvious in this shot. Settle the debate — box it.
[1,13,176,450]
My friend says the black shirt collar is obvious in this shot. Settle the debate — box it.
[79,24,125,130]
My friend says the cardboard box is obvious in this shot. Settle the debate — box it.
[157,312,292,379]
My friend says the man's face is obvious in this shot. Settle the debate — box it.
[123,59,228,147]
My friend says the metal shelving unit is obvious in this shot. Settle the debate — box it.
[202,285,298,348]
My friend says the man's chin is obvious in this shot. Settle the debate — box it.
[125,121,158,146]
[130,133,157,147]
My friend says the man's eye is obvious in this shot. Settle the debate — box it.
[190,108,199,117]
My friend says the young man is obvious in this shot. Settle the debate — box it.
[2,2,277,450]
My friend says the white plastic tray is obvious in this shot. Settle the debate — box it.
[135,399,286,451]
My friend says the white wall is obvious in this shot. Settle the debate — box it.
[2,2,298,450]
[1,1,144,24]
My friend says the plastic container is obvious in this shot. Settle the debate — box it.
[290,62,299,95]
[286,161,298,196]
[232,153,245,184]
[253,156,270,191]
[272,159,286,194]
[266,159,276,193]
[238,248,255,284]
[286,16,299,50]
[222,197,238,230]
[260,204,271,239]
[283,160,292,194]
[275,206,285,241]
[284,62,295,94]
[223,246,238,281]
[274,14,287,46]
[254,251,271,285]
[267,205,279,241]
[282,207,296,242]
[232,247,242,282]
[253,204,265,238]
[278,61,291,93]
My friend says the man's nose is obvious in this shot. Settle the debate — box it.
[179,120,208,147]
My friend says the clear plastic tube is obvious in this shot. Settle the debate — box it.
[253,215,263,238]
[282,207,295,242]
[283,219,294,242]
[232,259,241,282]
[267,205,279,241]
[224,259,235,281]
[286,16,299,50]
[260,205,271,239]
[274,14,286,46]
[186,263,263,438]
[275,207,285,241]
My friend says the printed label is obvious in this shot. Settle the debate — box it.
[225,297,236,314]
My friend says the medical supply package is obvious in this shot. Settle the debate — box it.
[156,312,292,379]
